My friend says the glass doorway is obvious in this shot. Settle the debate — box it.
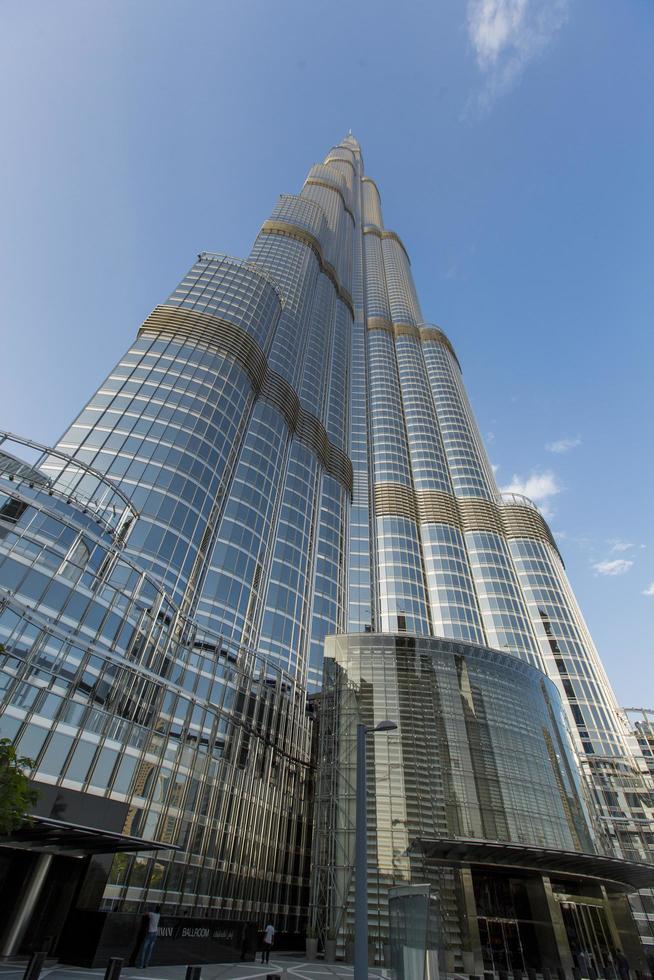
[559,901,618,978]
[478,916,527,974]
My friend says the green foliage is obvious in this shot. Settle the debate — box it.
[0,737,37,835]
[108,851,130,885]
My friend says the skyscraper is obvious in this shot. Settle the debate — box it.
[0,135,652,970]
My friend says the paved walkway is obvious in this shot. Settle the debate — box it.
[0,959,393,980]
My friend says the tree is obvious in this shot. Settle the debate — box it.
[0,737,37,835]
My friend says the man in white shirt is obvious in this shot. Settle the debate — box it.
[261,922,275,964]
[137,905,162,968]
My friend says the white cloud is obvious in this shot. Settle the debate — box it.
[592,559,634,577]
[500,469,561,519]
[642,582,654,597]
[609,540,635,554]
[501,469,560,502]
[466,0,571,109]
[545,436,581,454]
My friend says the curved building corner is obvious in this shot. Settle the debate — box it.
[310,633,654,975]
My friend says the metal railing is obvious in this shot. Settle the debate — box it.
[0,431,139,535]
[196,251,284,304]
[496,490,541,512]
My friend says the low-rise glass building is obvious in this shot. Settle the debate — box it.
[312,634,653,975]
[0,433,312,962]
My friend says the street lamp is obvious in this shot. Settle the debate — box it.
[355,719,398,980]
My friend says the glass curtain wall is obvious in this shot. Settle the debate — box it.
[1,134,652,955]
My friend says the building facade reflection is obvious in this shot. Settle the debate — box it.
[312,634,652,974]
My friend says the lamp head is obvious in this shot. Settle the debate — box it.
[374,720,398,733]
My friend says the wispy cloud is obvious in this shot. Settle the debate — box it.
[501,470,560,502]
[500,469,561,518]
[643,582,654,597]
[609,540,635,554]
[545,436,581,454]
[466,0,571,110]
[592,559,634,577]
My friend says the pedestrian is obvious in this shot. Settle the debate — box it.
[577,949,594,979]
[240,922,250,961]
[261,922,275,964]
[137,905,162,969]
[615,950,630,980]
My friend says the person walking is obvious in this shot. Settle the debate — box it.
[615,950,631,980]
[261,922,275,963]
[137,905,162,969]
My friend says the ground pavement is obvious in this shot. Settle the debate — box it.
[0,957,393,980]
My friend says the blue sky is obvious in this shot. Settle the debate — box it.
[1,0,652,704]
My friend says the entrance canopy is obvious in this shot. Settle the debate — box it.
[0,815,179,857]
[411,836,654,892]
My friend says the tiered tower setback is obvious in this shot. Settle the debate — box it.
[0,136,652,970]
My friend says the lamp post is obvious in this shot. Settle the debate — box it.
[354,719,398,980]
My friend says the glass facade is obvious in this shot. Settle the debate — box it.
[0,134,652,966]
[623,709,654,964]
[0,433,312,927]
[312,634,651,973]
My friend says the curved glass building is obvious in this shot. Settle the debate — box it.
[313,634,653,974]
[0,135,652,971]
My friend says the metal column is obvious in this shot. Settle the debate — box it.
[0,853,53,957]
[354,722,368,980]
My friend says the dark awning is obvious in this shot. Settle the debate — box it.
[0,815,180,857]
[410,837,654,892]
